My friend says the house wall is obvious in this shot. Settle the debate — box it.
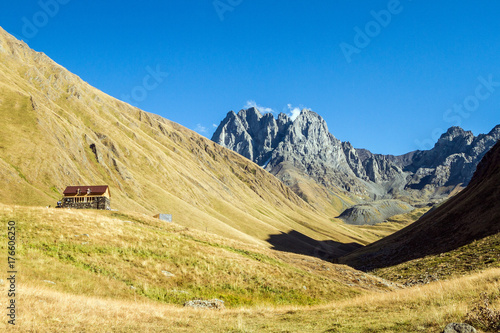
[61,197,110,210]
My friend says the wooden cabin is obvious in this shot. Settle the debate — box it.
[59,185,111,210]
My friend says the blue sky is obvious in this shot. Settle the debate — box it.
[1,1,500,155]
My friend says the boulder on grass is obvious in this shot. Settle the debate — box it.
[443,323,476,333]
[183,299,225,310]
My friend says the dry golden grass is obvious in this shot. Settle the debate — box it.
[2,268,499,332]
[0,26,382,252]
[0,204,393,313]
[1,203,498,332]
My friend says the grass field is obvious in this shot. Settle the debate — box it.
[1,204,499,332]
[0,204,393,309]
[2,268,499,332]
[373,233,500,286]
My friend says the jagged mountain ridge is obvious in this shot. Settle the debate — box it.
[212,108,500,206]
[339,139,500,270]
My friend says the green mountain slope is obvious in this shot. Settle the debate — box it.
[0,27,379,252]
[373,232,500,285]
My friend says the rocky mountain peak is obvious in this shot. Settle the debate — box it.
[489,124,500,135]
[293,109,323,123]
[438,126,474,144]
[287,109,333,145]
[277,112,291,123]
[444,125,467,137]
[211,107,294,165]
[213,106,500,206]
[237,107,263,127]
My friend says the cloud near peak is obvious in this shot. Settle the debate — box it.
[242,101,309,121]
[244,100,275,114]
[195,124,208,133]
[287,104,304,121]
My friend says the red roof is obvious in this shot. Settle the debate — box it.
[63,185,110,197]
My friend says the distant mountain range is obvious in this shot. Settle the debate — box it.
[1,21,499,261]
[212,107,500,220]
[339,139,500,270]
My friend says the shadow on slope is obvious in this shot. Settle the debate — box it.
[339,140,500,271]
[267,230,363,260]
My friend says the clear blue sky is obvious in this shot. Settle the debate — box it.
[1,1,500,155]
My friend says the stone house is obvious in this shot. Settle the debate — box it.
[59,185,111,210]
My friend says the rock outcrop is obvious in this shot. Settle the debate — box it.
[183,299,225,309]
[338,199,414,225]
[442,323,476,333]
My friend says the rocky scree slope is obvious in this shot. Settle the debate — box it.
[338,199,414,226]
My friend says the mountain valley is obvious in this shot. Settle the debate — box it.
[212,108,500,224]
[0,27,378,256]
[0,25,499,332]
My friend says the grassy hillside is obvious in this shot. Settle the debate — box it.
[0,26,382,253]
[373,232,500,286]
[0,204,393,308]
[339,141,500,270]
[2,203,500,332]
